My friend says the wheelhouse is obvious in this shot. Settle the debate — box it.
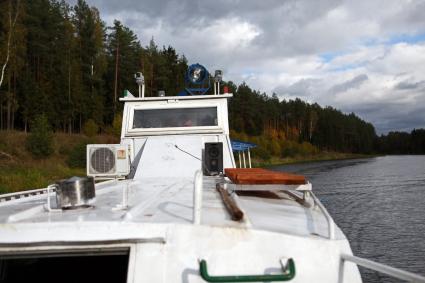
[121,94,232,138]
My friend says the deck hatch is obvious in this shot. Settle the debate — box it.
[0,248,129,283]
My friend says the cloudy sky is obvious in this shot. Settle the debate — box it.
[72,0,425,134]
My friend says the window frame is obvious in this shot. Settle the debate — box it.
[125,102,224,136]
[131,107,219,130]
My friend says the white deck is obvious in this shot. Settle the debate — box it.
[0,177,344,239]
[0,176,362,283]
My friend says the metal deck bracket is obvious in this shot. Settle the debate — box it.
[46,184,62,212]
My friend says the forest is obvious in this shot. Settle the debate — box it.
[0,0,424,158]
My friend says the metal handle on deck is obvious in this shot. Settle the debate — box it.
[199,258,296,282]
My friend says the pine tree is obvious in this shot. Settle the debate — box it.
[26,114,54,158]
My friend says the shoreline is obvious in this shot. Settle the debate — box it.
[253,152,380,168]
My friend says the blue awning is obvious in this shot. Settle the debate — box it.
[231,140,257,152]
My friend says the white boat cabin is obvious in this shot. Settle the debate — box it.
[119,94,235,179]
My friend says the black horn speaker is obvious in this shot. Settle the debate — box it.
[204,142,223,175]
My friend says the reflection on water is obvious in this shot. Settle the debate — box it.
[272,156,425,283]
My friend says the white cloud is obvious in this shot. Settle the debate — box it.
[213,19,261,49]
[271,42,425,133]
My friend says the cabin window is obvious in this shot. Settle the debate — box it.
[132,107,218,129]
[0,248,129,283]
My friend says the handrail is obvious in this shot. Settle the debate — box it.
[310,192,335,239]
[199,258,296,282]
[193,170,203,224]
[0,187,49,202]
[341,254,425,283]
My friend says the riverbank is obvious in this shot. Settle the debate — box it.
[0,131,118,193]
[252,152,377,167]
[0,130,376,193]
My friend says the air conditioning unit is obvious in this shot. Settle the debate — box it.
[87,144,130,178]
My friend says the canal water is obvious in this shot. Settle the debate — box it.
[272,155,425,283]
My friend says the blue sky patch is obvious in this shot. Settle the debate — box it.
[319,51,346,63]
[329,62,365,72]
[386,33,425,45]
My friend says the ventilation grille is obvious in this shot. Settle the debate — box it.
[90,147,116,174]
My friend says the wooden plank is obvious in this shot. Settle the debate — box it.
[226,183,312,192]
[224,168,307,185]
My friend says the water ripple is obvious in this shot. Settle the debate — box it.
[273,155,425,282]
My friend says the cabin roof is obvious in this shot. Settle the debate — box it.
[119,93,233,102]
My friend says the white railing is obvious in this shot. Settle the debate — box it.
[340,254,425,283]
[193,170,203,224]
[0,187,49,202]
[311,192,335,239]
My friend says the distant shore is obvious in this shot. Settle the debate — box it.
[253,152,379,168]
[1,130,378,193]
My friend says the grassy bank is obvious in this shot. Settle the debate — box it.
[230,130,377,168]
[0,131,376,194]
[251,152,376,167]
[0,131,118,194]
